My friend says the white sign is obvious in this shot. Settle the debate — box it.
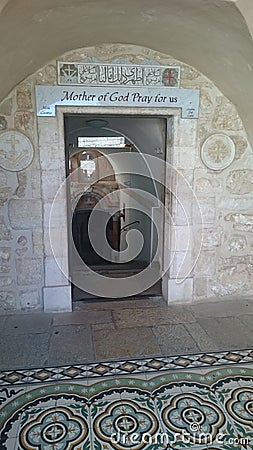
[78,137,126,147]
[35,85,199,119]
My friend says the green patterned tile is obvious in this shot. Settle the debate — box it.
[0,437,17,450]
[18,406,90,449]
[1,363,253,450]
[90,395,166,450]
[158,390,228,449]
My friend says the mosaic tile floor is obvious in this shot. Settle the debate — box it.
[1,351,253,450]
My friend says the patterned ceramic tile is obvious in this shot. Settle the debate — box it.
[0,387,26,408]
[0,385,91,450]
[90,396,162,450]
[0,436,17,450]
[215,386,253,449]
[19,406,90,449]
[1,348,253,386]
[160,391,227,448]
[1,359,253,449]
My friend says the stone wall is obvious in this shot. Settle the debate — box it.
[0,80,44,312]
[0,43,252,312]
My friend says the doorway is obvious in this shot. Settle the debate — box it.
[64,115,168,300]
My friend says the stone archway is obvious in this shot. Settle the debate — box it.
[0,1,253,147]
[0,43,252,313]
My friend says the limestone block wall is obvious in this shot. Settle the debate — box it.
[192,78,253,299]
[0,80,44,312]
[0,43,252,313]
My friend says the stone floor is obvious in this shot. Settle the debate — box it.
[1,295,253,371]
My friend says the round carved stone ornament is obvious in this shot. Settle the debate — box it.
[0,130,34,172]
[201,134,235,171]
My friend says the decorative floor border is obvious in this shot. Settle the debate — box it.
[1,348,253,386]
[1,364,253,450]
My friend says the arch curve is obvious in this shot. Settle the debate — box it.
[0,0,253,144]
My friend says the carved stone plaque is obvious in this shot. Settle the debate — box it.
[58,62,181,87]
[201,134,235,171]
[0,131,34,172]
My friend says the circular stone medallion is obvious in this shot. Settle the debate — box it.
[201,134,235,171]
[0,130,34,171]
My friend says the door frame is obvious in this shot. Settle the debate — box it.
[38,105,197,311]
[65,112,169,298]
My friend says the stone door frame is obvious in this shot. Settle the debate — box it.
[38,105,197,312]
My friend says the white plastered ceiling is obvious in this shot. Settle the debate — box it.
[0,0,253,143]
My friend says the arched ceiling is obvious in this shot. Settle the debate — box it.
[237,0,253,40]
[0,0,8,14]
[0,0,253,144]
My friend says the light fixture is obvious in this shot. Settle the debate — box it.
[85,119,108,128]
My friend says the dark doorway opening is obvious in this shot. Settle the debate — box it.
[64,114,167,300]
